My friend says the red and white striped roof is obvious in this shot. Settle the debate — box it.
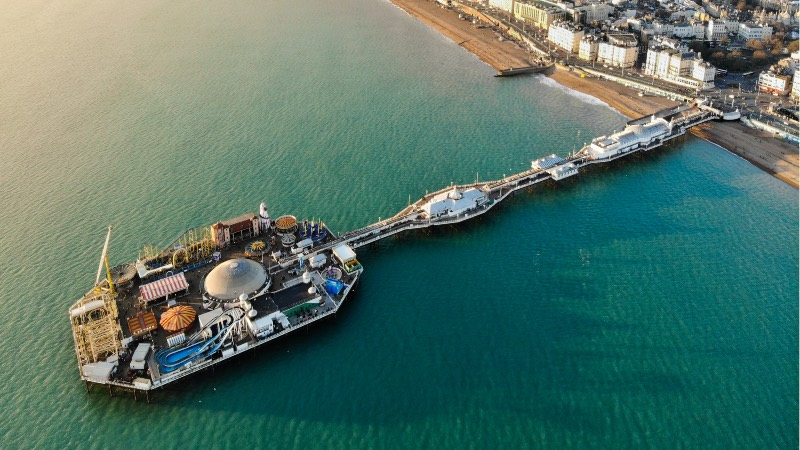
[139,272,189,303]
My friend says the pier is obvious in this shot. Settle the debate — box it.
[299,102,723,254]
[73,101,727,398]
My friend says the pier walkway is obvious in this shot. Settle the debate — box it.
[295,103,722,258]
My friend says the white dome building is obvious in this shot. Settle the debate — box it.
[204,258,269,301]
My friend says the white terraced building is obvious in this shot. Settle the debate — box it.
[705,19,726,40]
[578,36,600,61]
[597,34,638,68]
[574,2,614,23]
[548,21,585,53]
[644,41,716,91]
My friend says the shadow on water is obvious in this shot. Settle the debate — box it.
[138,305,646,433]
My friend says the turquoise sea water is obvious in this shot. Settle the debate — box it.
[0,1,797,448]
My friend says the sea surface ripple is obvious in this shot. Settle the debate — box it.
[0,0,796,448]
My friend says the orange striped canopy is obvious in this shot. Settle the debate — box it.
[160,305,196,332]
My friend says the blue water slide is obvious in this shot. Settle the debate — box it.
[156,320,240,373]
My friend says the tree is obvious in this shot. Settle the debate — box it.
[724,55,749,71]
[753,50,769,61]
[689,40,705,52]
[736,0,747,10]
[788,40,799,53]
[747,39,763,50]
[711,51,727,61]
[720,35,730,45]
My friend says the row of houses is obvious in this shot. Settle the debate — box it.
[543,20,717,88]
[485,0,800,92]
[701,0,799,24]
[492,0,618,27]
[489,0,780,42]
[628,18,774,41]
[546,21,640,65]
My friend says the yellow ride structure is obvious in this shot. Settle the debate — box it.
[69,227,122,367]
[139,226,215,271]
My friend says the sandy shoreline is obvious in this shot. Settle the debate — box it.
[388,0,799,187]
[691,121,799,187]
[389,0,530,71]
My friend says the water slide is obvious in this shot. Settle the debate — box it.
[156,317,243,373]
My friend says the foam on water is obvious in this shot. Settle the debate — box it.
[535,74,621,114]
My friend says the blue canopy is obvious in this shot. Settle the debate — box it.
[325,279,345,295]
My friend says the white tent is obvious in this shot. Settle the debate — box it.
[332,244,357,264]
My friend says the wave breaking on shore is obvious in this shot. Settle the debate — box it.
[534,75,618,113]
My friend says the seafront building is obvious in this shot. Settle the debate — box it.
[578,35,600,61]
[513,0,567,29]
[596,33,638,68]
[548,21,584,53]
[644,38,716,91]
